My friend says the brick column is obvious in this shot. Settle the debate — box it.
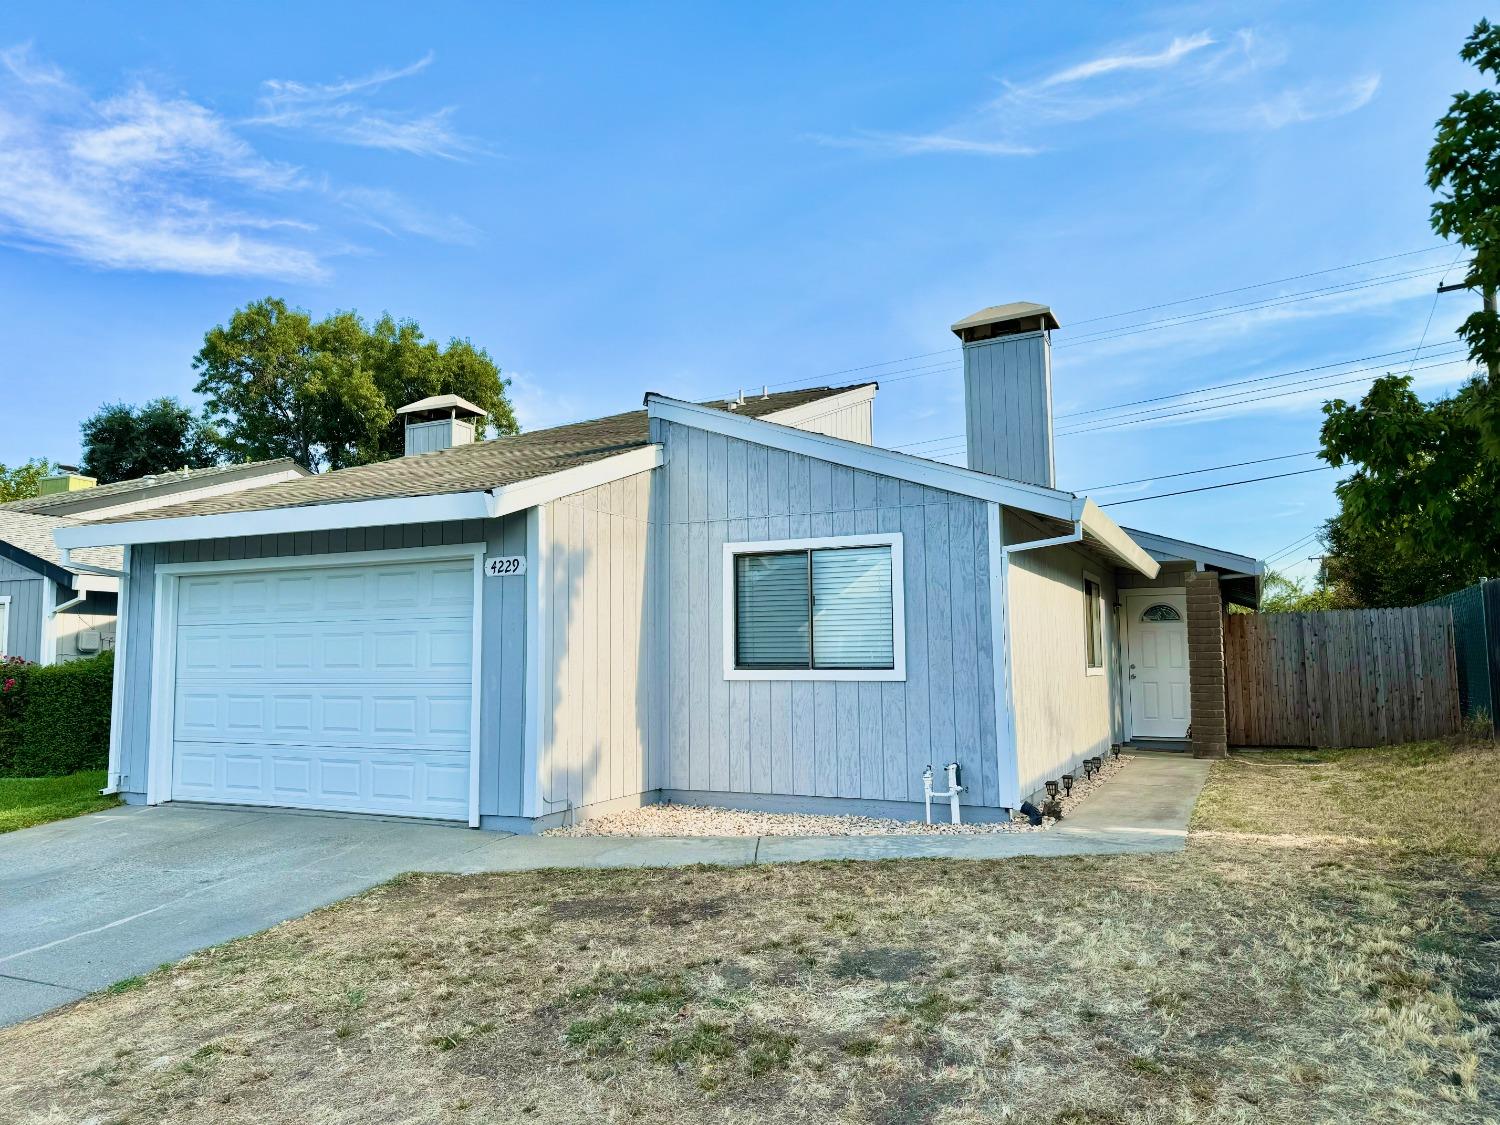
[1185,571,1228,759]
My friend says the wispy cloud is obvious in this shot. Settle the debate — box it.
[1036,31,1216,89]
[0,45,483,281]
[333,185,480,245]
[1237,74,1380,130]
[250,52,476,159]
[815,27,1376,157]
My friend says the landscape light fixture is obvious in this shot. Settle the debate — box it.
[1044,779,1060,800]
[1061,773,1075,795]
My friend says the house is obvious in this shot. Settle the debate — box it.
[0,461,307,664]
[56,304,1262,830]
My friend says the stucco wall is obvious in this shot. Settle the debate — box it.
[1003,512,1117,800]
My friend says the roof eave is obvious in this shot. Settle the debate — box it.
[52,445,666,549]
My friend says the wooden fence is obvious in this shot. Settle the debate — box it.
[1225,607,1462,748]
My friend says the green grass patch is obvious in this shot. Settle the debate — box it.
[0,771,118,833]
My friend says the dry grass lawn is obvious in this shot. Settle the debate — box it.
[1,743,1496,1124]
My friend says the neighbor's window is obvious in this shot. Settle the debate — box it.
[732,539,899,676]
[1083,577,1104,671]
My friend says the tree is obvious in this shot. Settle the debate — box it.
[1318,19,1500,598]
[1320,510,1473,610]
[1258,569,1345,614]
[192,298,518,472]
[0,459,52,502]
[79,398,221,484]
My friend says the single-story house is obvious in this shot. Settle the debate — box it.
[57,303,1261,830]
[1,461,307,664]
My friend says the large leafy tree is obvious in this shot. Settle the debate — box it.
[80,398,221,484]
[0,459,52,502]
[1318,19,1500,601]
[193,298,518,472]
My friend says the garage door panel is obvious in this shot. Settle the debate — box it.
[178,562,473,627]
[174,624,472,681]
[169,556,475,822]
[171,742,469,818]
[173,684,471,748]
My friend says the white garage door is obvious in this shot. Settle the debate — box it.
[168,556,476,821]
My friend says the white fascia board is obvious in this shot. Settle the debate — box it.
[1119,526,1264,575]
[52,445,665,550]
[54,491,496,549]
[646,394,1075,520]
[758,384,877,426]
[75,469,306,521]
[1074,498,1160,579]
[484,444,664,517]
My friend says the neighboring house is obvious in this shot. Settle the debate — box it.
[1,461,307,664]
[58,305,1261,830]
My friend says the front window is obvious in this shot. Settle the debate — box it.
[1084,576,1104,671]
[726,534,905,681]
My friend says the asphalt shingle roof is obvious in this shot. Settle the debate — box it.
[0,509,124,575]
[4,458,305,517]
[90,386,869,525]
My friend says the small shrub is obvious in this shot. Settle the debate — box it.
[0,651,113,777]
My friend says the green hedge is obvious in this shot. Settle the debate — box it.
[0,651,113,777]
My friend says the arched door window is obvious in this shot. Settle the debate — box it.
[1139,603,1182,623]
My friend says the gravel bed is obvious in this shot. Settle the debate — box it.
[545,754,1133,837]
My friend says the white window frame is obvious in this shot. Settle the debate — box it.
[1082,570,1106,677]
[0,594,11,659]
[722,532,906,682]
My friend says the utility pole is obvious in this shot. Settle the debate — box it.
[1437,271,1498,386]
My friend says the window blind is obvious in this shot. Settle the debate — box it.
[733,544,895,671]
[811,547,894,669]
[734,552,810,668]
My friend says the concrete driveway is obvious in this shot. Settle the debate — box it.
[0,753,1208,1027]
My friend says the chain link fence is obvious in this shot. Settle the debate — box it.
[1426,579,1498,726]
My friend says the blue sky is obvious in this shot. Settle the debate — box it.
[0,2,1485,579]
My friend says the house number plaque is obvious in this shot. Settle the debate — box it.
[484,555,527,577]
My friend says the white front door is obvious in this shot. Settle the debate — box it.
[166,555,477,821]
[1125,591,1190,739]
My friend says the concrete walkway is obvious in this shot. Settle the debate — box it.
[0,752,1208,1027]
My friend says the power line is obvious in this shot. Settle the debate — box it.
[719,244,1457,398]
[1054,264,1458,350]
[1401,246,1469,379]
[1098,465,1338,507]
[1065,245,1451,328]
[1057,355,1471,438]
[896,339,1468,455]
[1264,530,1323,565]
[1056,342,1458,422]
[1078,450,1321,493]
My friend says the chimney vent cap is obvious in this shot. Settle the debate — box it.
[951,301,1059,341]
[396,393,487,418]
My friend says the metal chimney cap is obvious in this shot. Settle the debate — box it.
[951,301,1060,340]
[396,393,487,417]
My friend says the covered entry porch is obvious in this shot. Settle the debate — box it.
[1113,529,1262,758]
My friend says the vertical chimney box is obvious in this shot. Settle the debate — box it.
[951,301,1060,489]
[397,394,487,456]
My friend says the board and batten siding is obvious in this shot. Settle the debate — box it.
[0,555,44,662]
[777,399,873,444]
[649,419,1005,812]
[1003,512,1116,800]
[962,335,1053,487]
[535,472,656,820]
[112,519,531,818]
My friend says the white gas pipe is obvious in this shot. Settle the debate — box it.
[921,763,964,826]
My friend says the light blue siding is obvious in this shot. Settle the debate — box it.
[650,419,1004,812]
[113,519,528,814]
[963,333,1054,488]
[0,555,44,662]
